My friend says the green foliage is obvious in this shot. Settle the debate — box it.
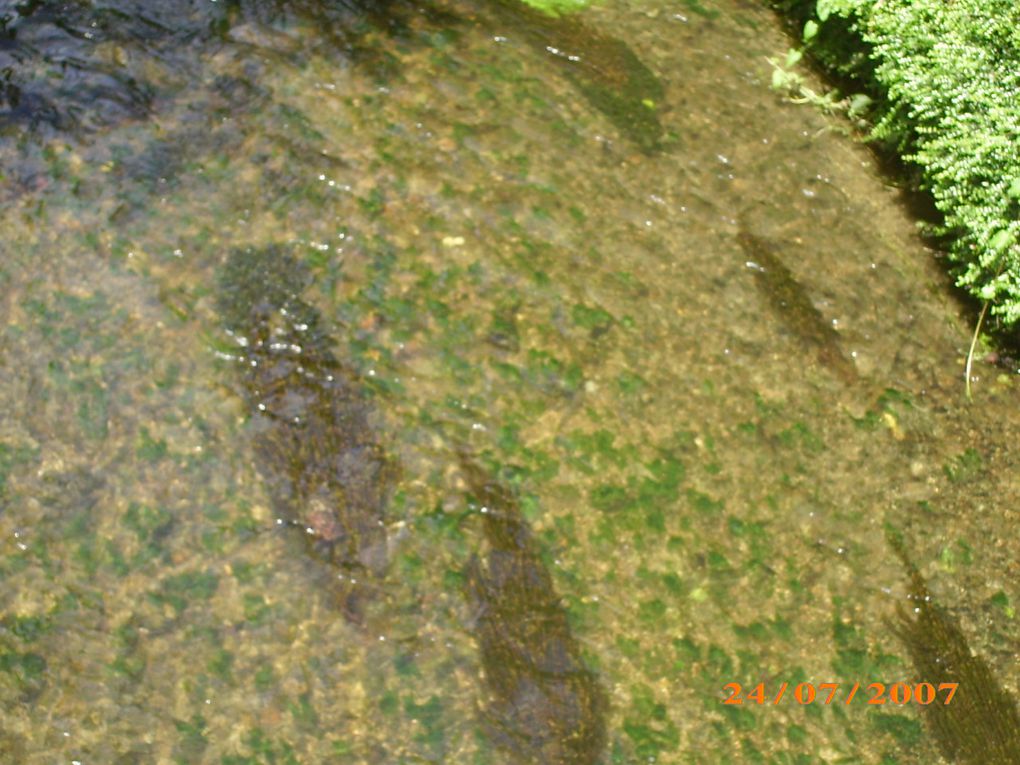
[771,0,1020,323]
[515,0,593,18]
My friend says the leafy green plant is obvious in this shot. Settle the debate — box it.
[769,0,1020,325]
[515,0,593,17]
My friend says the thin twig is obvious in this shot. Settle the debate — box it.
[965,300,990,400]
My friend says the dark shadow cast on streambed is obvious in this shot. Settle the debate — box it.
[216,244,397,623]
[888,532,1020,764]
[458,451,608,764]
[464,0,667,155]
[214,245,608,760]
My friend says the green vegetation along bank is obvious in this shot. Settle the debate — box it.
[769,0,1020,329]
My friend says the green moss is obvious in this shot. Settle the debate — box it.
[623,685,678,758]
[287,693,319,730]
[871,713,923,748]
[687,489,724,516]
[989,591,1015,618]
[3,614,49,642]
[943,447,983,482]
[136,427,169,461]
[938,539,974,571]
[787,723,809,745]
[616,636,641,660]
[720,704,757,732]
[74,377,109,440]
[0,442,36,497]
[242,594,271,625]
[637,598,667,624]
[680,0,721,19]
[253,665,275,693]
[590,484,631,513]
[151,570,220,614]
[378,689,399,716]
[173,715,208,762]
[775,422,824,452]
[405,695,445,751]
[516,0,592,18]
[571,303,614,333]
[615,371,646,395]
[733,621,771,642]
[0,650,46,681]
[705,644,734,678]
[831,607,903,679]
[124,502,171,538]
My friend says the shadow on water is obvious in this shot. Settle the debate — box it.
[736,222,860,385]
[215,245,397,623]
[888,532,1020,765]
[468,0,666,154]
[458,452,607,765]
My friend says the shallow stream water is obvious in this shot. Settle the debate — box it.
[2,0,1020,763]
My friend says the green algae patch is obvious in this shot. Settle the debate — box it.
[516,0,593,18]
[623,684,680,759]
[0,651,47,697]
[150,571,220,615]
[0,442,36,498]
[942,447,983,484]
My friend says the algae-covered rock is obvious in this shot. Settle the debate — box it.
[459,454,607,764]
[216,245,395,621]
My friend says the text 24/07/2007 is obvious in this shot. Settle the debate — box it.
[722,682,958,706]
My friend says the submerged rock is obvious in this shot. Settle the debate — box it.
[459,454,607,765]
[216,245,395,621]
[737,228,859,385]
[889,534,1020,764]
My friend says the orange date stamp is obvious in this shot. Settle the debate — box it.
[723,682,958,706]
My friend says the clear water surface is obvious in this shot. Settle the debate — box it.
[2,0,1019,763]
